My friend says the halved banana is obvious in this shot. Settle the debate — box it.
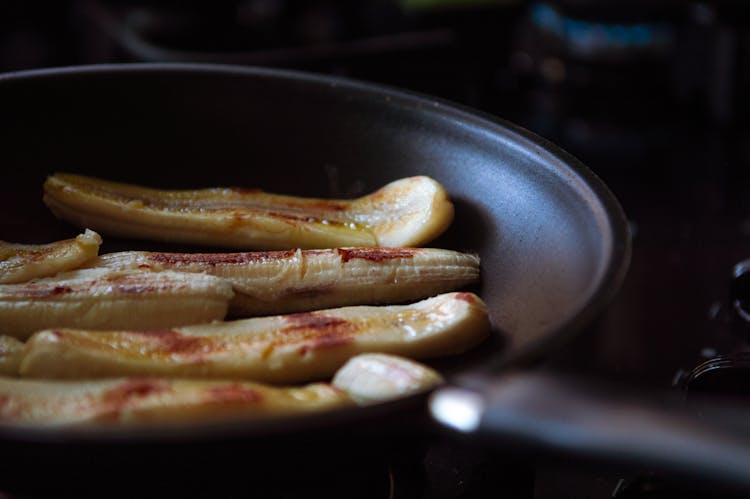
[43,173,454,249]
[0,377,348,427]
[0,353,444,427]
[0,229,102,284]
[0,267,234,340]
[90,247,479,316]
[19,292,490,384]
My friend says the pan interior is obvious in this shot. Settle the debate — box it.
[0,65,625,434]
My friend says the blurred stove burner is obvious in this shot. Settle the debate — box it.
[500,2,686,166]
[529,2,674,61]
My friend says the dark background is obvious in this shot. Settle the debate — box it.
[3,1,750,497]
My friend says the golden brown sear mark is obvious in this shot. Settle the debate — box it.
[1,239,69,263]
[10,284,74,299]
[124,330,208,357]
[283,312,356,354]
[149,250,296,266]
[103,378,170,404]
[454,292,476,303]
[283,312,350,332]
[297,332,354,356]
[96,378,171,420]
[336,247,418,263]
[7,272,186,298]
[205,383,264,404]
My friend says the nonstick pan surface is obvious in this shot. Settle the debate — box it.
[0,63,628,492]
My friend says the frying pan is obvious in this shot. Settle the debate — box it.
[0,64,629,494]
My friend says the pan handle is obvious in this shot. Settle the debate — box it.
[430,371,750,491]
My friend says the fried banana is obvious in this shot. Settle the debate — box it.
[19,292,490,384]
[89,247,480,316]
[0,377,347,427]
[43,173,454,249]
[0,353,442,427]
[0,267,234,340]
[0,229,102,284]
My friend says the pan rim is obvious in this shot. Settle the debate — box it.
[0,62,631,443]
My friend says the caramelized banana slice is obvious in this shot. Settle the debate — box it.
[0,336,24,376]
[0,229,102,284]
[43,173,454,249]
[20,292,490,384]
[0,377,348,427]
[0,268,233,340]
[90,247,480,316]
[332,353,443,405]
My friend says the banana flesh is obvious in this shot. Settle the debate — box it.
[43,173,454,249]
[0,229,102,284]
[19,292,490,384]
[89,247,480,316]
[0,377,348,427]
[332,353,443,405]
[0,336,24,376]
[0,353,443,427]
[0,267,234,340]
